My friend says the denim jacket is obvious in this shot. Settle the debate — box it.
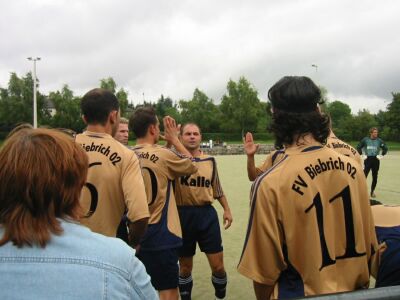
[0,220,158,300]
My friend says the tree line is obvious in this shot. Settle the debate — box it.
[0,72,399,141]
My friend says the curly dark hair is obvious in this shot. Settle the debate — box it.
[268,76,330,148]
[269,109,330,148]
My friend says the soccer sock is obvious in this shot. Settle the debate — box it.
[212,272,227,299]
[179,274,193,300]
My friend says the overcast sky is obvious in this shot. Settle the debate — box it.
[1,0,399,113]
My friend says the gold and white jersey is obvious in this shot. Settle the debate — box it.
[238,143,377,298]
[255,149,286,177]
[133,144,197,250]
[256,134,361,178]
[175,153,224,206]
[76,131,149,237]
[326,133,362,166]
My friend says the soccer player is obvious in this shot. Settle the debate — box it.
[243,131,285,181]
[238,76,378,299]
[370,200,400,287]
[326,130,362,165]
[114,117,129,146]
[175,123,233,300]
[113,117,132,243]
[357,127,388,198]
[130,107,197,300]
[244,130,361,182]
[76,88,149,249]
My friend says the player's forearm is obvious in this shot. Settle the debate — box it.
[128,217,149,248]
[170,137,193,158]
[217,195,231,212]
[247,154,258,181]
[381,144,388,155]
[356,140,364,155]
[253,281,274,300]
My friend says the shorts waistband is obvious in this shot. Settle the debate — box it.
[177,204,212,209]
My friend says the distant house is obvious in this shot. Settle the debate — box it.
[44,98,56,117]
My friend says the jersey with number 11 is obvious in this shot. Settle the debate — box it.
[238,143,377,298]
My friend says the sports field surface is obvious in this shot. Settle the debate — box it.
[191,152,400,299]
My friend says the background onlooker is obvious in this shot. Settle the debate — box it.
[0,128,157,299]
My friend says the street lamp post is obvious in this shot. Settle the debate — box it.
[311,64,318,73]
[27,57,41,128]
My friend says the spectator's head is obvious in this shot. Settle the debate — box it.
[268,76,330,148]
[81,88,120,136]
[369,127,378,139]
[114,117,129,145]
[7,123,33,139]
[180,123,202,151]
[129,107,160,143]
[0,128,88,248]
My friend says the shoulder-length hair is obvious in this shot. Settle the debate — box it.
[0,128,88,248]
[268,76,330,148]
[269,109,330,148]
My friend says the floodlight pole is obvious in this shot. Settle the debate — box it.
[311,64,318,73]
[27,57,41,128]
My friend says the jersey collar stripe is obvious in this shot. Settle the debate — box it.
[302,145,323,152]
[238,155,289,265]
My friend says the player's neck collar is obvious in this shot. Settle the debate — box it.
[84,130,112,138]
[284,141,323,154]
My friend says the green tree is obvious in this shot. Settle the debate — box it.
[374,110,390,140]
[48,85,85,132]
[99,77,130,117]
[385,92,400,141]
[116,88,129,117]
[219,77,261,133]
[0,72,47,126]
[256,101,272,132]
[179,89,221,132]
[325,100,352,138]
[343,109,377,141]
[326,100,352,125]
[100,77,117,93]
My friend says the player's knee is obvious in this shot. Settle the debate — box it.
[179,265,192,277]
[211,265,225,276]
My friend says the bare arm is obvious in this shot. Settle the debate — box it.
[253,281,274,300]
[243,132,259,181]
[216,195,233,230]
[128,217,149,249]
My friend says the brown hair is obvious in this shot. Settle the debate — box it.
[129,107,158,138]
[119,117,129,125]
[180,123,202,136]
[0,128,88,248]
[369,127,378,134]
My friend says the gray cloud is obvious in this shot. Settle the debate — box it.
[1,0,398,113]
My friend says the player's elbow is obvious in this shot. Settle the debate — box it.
[128,217,149,246]
[248,173,257,181]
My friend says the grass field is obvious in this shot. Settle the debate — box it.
[190,152,400,299]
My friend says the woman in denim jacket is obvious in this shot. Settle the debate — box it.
[0,127,158,300]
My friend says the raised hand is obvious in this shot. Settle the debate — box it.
[243,132,259,156]
[163,116,180,144]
